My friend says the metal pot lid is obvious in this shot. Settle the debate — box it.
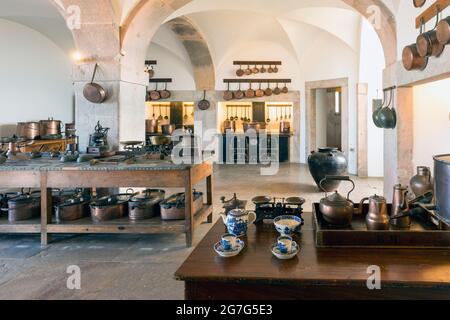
[369,194,386,203]
[228,209,250,217]
[321,191,350,207]
[59,196,90,207]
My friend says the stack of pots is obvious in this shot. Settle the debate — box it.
[403,12,450,71]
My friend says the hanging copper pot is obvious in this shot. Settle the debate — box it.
[273,83,281,95]
[223,83,234,101]
[245,82,255,98]
[437,16,450,45]
[236,65,245,77]
[402,44,428,70]
[255,83,265,98]
[264,82,273,96]
[417,30,445,57]
[150,83,161,101]
[244,65,252,76]
[235,83,245,100]
[252,65,260,74]
[413,0,426,8]
[281,82,289,94]
[159,83,171,99]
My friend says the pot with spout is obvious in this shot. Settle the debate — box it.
[362,194,390,230]
[390,184,410,229]
[319,176,365,227]
[220,209,256,237]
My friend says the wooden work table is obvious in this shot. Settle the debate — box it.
[175,217,450,300]
[0,158,213,247]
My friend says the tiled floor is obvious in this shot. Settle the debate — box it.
[0,163,383,299]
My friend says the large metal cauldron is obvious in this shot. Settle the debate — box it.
[434,154,450,224]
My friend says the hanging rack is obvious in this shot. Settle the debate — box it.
[415,0,450,28]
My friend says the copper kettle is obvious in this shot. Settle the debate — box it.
[319,176,364,227]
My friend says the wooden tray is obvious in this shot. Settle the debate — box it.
[313,203,450,248]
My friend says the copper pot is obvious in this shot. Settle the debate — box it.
[416,30,445,57]
[223,83,234,101]
[235,84,245,100]
[245,83,255,98]
[413,0,426,7]
[146,119,159,134]
[437,16,450,45]
[161,124,176,135]
[264,83,273,96]
[40,118,61,137]
[255,83,265,98]
[402,44,428,71]
[19,122,40,140]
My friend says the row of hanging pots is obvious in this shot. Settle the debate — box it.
[236,64,280,77]
[146,83,171,101]
[223,82,289,101]
[372,88,397,129]
[403,7,450,71]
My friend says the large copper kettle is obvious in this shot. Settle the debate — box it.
[319,176,364,227]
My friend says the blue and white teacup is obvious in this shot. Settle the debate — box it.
[221,233,238,251]
[277,236,293,254]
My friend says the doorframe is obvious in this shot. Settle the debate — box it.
[305,78,349,164]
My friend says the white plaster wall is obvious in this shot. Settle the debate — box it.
[359,19,385,177]
[0,19,73,137]
[316,89,328,148]
[413,78,450,170]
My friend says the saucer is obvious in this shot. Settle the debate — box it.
[214,239,245,258]
[271,241,299,260]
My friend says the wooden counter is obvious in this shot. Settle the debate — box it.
[175,216,450,300]
[0,158,213,247]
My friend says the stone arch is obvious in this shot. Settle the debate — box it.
[121,0,397,86]
[164,16,215,90]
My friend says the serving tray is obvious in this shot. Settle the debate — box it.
[313,203,450,248]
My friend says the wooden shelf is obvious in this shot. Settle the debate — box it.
[46,205,213,235]
[0,216,41,234]
[416,0,450,28]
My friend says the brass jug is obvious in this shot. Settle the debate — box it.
[390,184,410,229]
[362,195,390,230]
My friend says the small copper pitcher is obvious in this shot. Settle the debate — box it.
[390,184,411,229]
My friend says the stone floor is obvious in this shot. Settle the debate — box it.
[0,163,383,300]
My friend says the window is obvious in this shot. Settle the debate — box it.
[335,91,341,114]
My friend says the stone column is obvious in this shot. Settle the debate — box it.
[383,87,414,199]
[357,83,368,178]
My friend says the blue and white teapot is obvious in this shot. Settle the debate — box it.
[220,209,256,237]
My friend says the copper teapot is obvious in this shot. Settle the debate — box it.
[319,176,365,227]
[361,195,390,230]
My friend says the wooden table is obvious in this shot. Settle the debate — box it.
[0,159,213,247]
[175,216,450,300]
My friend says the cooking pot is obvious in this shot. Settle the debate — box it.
[148,135,171,146]
[402,44,428,70]
[416,29,445,57]
[319,176,364,227]
[18,122,41,140]
[146,119,159,134]
[161,124,176,135]
[128,189,165,221]
[90,192,134,222]
[159,83,171,100]
[437,16,450,45]
[223,83,234,101]
[245,83,255,98]
[2,194,40,222]
[434,154,450,224]
[40,118,62,138]
[55,194,91,222]
[83,63,108,104]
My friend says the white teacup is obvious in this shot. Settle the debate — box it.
[277,236,293,254]
[221,233,238,251]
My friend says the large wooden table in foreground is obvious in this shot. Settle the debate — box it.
[175,217,450,300]
[0,158,213,247]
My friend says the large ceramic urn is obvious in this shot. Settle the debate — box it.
[308,147,348,192]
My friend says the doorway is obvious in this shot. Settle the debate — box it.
[315,87,342,150]
[306,78,349,161]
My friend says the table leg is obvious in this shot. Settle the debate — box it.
[206,174,213,224]
[40,173,52,246]
[185,172,194,248]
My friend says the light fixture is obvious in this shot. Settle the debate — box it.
[71,50,83,62]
